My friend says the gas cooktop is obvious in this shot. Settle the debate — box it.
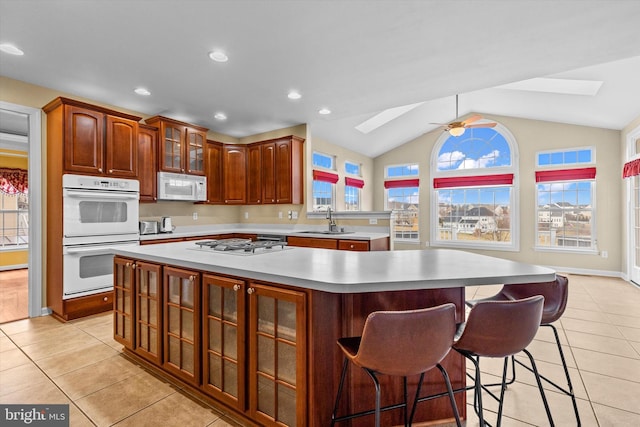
[191,238,290,255]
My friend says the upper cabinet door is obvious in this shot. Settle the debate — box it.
[64,105,104,174]
[105,115,138,178]
[186,128,206,175]
[205,141,224,204]
[247,144,263,204]
[160,123,184,173]
[223,145,247,204]
[138,125,158,202]
[261,142,276,204]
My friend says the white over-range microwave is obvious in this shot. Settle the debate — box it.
[157,171,207,201]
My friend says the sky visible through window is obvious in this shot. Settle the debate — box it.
[437,128,511,171]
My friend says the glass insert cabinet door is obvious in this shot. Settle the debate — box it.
[187,128,205,174]
[113,257,134,349]
[202,274,246,409]
[163,266,200,385]
[135,261,162,365]
[248,283,307,427]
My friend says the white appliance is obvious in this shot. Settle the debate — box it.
[157,171,206,201]
[62,174,140,299]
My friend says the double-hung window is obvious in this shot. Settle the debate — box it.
[385,164,419,241]
[432,126,518,250]
[312,152,337,212]
[535,148,596,252]
[344,161,363,211]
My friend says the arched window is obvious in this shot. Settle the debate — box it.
[431,124,519,251]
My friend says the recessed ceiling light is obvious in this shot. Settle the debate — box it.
[0,43,24,55]
[288,91,302,100]
[208,50,228,62]
[497,77,603,96]
[134,87,151,96]
[318,108,331,115]
[214,112,227,120]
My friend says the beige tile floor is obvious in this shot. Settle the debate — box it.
[1,274,639,426]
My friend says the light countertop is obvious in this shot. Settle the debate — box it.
[113,241,556,294]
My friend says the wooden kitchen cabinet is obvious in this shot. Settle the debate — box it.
[248,283,307,427]
[163,266,201,386]
[135,261,163,365]
[288,236,389,251]
[287,236,338,250]
[204,140,224,204]
[138,124,158,202]
[273,136,304,204]
[146,116,207,175]
[247,144,263,204]
[113,256,135,349]
[223,144,247,204]
[246,136,305,205]
[202,274,247,409]
[338,239,370,251]
[44,98,142,178]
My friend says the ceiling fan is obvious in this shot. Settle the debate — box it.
[431,95,497,137]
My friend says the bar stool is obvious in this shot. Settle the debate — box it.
[466,275,580,425]
[330,303,461,427]
[453,296,554,427]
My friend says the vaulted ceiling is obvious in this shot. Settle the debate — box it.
[1,0,640,157]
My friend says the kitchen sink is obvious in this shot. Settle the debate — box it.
[297,230,355,235]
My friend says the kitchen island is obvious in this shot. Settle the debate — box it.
[112,242,555,427]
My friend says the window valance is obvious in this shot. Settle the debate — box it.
[0,167,28,195]
[313,170,339,184]
[535,167,596,183]
[433,173,513,189]
[345,177,364,188]
[384,178,419,189]
[623,158,640,179]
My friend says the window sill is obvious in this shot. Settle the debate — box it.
[534,246,598,255]
[433,240,519,252]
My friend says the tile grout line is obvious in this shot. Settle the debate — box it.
[1,329,99,427]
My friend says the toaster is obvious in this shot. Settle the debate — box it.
[139,220,159,235]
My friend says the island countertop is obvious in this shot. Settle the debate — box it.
[113,241,556,293]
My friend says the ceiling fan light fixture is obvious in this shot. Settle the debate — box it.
[449,127,465,137]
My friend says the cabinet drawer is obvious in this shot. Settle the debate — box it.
[338,240,370,251]
[63,291,113,321]
[287,236,338,249]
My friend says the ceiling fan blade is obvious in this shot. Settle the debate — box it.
[465,122,497,129]
[462,114,482,125]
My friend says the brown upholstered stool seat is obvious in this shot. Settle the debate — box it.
[466,275,580,425]
[331,303,461,427]
[453,296,555,426]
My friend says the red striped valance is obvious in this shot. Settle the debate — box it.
[345,177,364,188]
[623,158,640,179]
[384,178,419,189]
[536,167,596,183]
[0,167,28,195]
[433,173,513,189]
[313,170,339,184]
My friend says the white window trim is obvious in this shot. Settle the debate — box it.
[534,178,598,254]
[385,186,420,243]
[312,151,336,171]
[536,146,596,168]
[430,122,520,252]
[312,179,336,212]
[344,160,362,177]
[384,163,419,179]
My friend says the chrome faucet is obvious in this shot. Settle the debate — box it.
[326,207,338,232]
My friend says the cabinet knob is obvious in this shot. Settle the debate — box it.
[247,288,255,294]
[109,169,113,173]
[350,245,355,249]
[131,263,136,269]
[189,275,196,282]
[98,168,103,172]
[233,284,241,291]
[103,296,108,302]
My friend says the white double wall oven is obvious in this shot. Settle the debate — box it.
[62,174,139,299]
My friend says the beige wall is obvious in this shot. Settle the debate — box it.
[374,113,623,274]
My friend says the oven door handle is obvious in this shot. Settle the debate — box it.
[63,189,139,199]
[64,246,116,255]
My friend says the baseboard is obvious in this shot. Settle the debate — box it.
[0,264,28,271]
[545,266,624,279]
[40,307,52,316]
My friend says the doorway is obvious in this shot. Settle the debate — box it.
[0,102,42,321]
[628,126,640,286]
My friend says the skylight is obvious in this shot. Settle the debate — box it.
[497,77,603,96]
[355,101,424,134]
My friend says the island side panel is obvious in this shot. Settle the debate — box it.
[338,287,466,427]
